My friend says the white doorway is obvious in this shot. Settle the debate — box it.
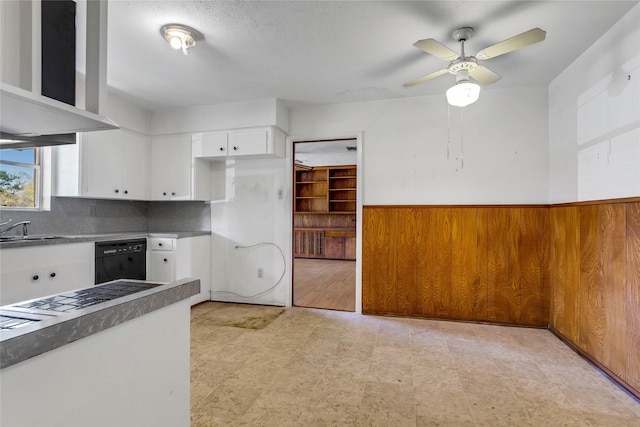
[292,138,359,312]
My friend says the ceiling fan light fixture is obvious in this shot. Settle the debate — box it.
[446,81,480,107]
[161,24,198,55]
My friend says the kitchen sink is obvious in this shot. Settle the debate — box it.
[0,235,68,242]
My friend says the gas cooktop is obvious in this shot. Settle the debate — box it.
[0,281,162,331]
[14,281,162,314]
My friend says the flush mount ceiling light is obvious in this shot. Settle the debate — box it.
[160,24,201,55]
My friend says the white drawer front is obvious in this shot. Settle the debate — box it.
[149,238,174,251]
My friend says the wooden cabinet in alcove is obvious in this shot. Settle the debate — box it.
[294,165,357,260]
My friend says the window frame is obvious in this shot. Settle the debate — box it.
[0,147,43,210]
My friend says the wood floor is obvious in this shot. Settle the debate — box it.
[293,258,355,312]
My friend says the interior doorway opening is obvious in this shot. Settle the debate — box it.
[292,139,357,312]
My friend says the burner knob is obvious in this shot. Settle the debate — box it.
[50,272,56,278]
[32,275,39,281]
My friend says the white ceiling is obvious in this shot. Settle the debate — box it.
[295,138,357,167]
[100,1,638,111]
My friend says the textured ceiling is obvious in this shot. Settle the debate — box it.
[94,1,638,111]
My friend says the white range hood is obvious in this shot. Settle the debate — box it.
[1,0,116,148]
[0,83,118,148]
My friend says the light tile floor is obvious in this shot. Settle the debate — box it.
[191,303,640,426]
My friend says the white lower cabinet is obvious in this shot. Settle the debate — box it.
[148,235,210,304]
[0,243,94,306]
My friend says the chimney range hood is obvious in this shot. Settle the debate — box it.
[1,0,118,149]
[0,84,118,148]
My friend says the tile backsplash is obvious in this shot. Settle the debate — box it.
[0,197,211,236]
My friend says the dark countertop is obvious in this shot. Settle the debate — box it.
[0,230,211,249]
[0,277,200,369]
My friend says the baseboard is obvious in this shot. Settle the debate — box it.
[549,327,640,402]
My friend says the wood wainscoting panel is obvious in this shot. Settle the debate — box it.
[454,208,480,321]
[514,207,550,326]
[475,208,490,322]
[549,207,580,341]
[362,207,396,314]
[485,207,512,323]
[415,208,437,317]
[577,205,607,361]
[549,200,640,399]
[434,208,453,319]
[395,208,418,315]
[362,199,639,398]
[362,205,549,326]
[626,202,640,392]
[604,204,627,378]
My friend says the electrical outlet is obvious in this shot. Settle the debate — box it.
[257,268,264,278]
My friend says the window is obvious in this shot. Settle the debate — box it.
[0,148,40,209]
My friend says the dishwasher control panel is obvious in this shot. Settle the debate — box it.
[96,239,146,257]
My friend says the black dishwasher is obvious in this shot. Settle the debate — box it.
[95,239,147,285]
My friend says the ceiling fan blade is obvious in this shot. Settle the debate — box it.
[403,69,449,88]
[413,39,459,61]
[475,28,546,60]
[469,65,502,85]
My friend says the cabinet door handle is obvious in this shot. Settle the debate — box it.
[114,189,119,194]
[32,275,39,281]
[163,192,167,196]
[50,272,56,278]
[158,243,163,247]
[219,147,225,151]
[163,258,168,262]
[171,192,176,196]
[233,146,238,151]
[124,190,128,194]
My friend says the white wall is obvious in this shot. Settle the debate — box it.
[209,158,291,306]
[192,85,548,307]
[549,3,640,203]
[105,92,151,134]
[290,86,549,205]
[150,98,289,135]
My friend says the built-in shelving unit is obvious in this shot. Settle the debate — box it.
[294,165,357,260]
[294,168,328,213]
[295,165,356,214]
[328,166,357,213]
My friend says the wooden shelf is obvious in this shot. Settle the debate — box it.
[295,165,356,213]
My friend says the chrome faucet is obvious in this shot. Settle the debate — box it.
[0,220,31,237]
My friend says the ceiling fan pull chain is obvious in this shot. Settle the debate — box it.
[447,104,451,160]
[460,107,464,170]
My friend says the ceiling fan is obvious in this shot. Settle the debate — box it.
[404,27,546,106]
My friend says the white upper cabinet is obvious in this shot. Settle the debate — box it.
[53,128,149,200]
[195,132,228,158]
[228,128,269,156]
[150,134,192,200]
[193,126,285,160]
[83,129,148,199]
